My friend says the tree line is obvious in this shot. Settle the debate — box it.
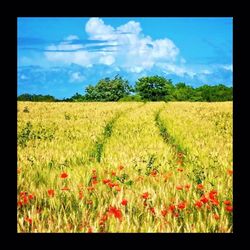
[18,75,233,102]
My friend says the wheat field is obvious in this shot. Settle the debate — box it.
[17,101,233,233]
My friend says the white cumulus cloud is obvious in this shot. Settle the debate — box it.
[99,55,115,65]
[221,64,233,71]
[65,35,79,41]
[20,74,28,80]
[45,40,93,67]
[44,17,184,74]
[69,72,85,82]
[85,18,115,40]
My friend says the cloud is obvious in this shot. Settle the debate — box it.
[65,35,79,41]
[117,21,142,35]
[20,74,29,80]
[200,69,212,74]
[45,40,93,67]
[99,55,115,65]
[221,64,233,72]
[69,72,85,82]
[85,18,115,40]
[158,63,195,77]
[44,17,181,73]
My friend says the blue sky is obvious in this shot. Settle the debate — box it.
[17,17,233,98]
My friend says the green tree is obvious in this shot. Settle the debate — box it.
[70,92,86,102]
[85,75,132,101]
[194,84,233,102]
[17,94,56,102]
[135,76,174,101]
[173,82,195,101]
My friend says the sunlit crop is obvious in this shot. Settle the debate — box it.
[17,101,232,233]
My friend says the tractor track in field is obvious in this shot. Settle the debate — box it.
[154,107,206,185]
[89,103,146,163]
[154,107,188,161]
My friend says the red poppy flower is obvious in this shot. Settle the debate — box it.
[101,214,108,222]
[103,179,111,184]
[92,180,98,185]
[108,182,115,188]
[185,184,191,190]
[195,201,203,208]
[176,185,183,190]
[211,199,219,206]
[161,209,168,217]
[200,195,209,204]
[169,204,175,212]
[79,191,83,200]
[114,209,122,220]
[197,184,204,190]
[108,206,122,220]
[86,200,93,205]
[111,171,116,176]
[141,192,150,199]
[25,217,32,224]
[173,212,179,218]
[209,190,218,200]
[149,207,155,215]
[20,191,27,197]
[121,199,128,206]
[177,168,184,172]
[60,172,68,179]
[213,214,220,220]
[151,170,158,176]
[177,152,183,158]
[48,189,55,197]
[87,227,93,233]
[225,206,233,212]
[115,186,121,192]
[92,175,97,180]
[61,186,70,191]
[178,202,186,210]
[17,201,23,207]
[227,169,233,175]
[118,165,124,170]
[223,200,231,205]
[23,196,28,204]
[28,194,34,200]
[99,220,105,226]
[177,160,183,165]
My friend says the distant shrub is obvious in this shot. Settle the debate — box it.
[64,113,71,120]
[23,106,29,113]
[18,121,32,148]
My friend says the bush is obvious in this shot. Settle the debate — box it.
[23,106,30,113]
